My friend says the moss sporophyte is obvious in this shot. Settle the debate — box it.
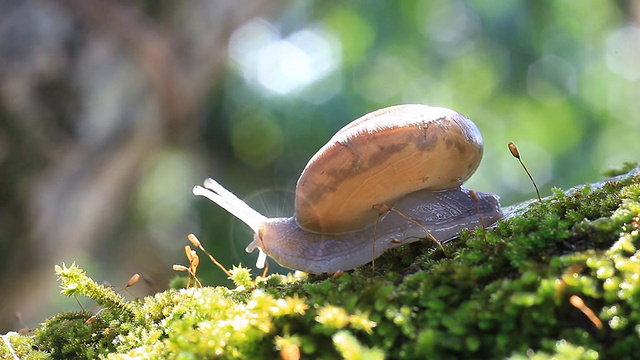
[1,164,640,359]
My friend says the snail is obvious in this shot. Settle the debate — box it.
[193,104,504,274]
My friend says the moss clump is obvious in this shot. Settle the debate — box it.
[2,166,640,359]
[34,311,117,359]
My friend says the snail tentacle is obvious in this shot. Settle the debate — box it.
[193,179,267,232]
[193,179,270,269]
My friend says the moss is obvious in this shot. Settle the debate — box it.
[2,166,640,359]
[603,161,639,178]
[34,311,118,359]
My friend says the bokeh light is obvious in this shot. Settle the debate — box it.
[229,18,341,96]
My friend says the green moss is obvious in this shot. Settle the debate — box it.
[602,161,638,178]
[2,166,640,359]
[34,311,118,359]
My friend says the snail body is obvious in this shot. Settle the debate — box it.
[193,104,503,274]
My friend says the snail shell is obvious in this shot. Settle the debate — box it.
[193,104,503,274]
[296,105,484,233]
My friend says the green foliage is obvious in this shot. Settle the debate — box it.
[508,340,600,360]
[603,161,639,178]
[34,311,118,359]
[1,332,49,360]
[54,264,138,320]
[3,167,640,359]
[228,265,255,289]
[333,331,384,360]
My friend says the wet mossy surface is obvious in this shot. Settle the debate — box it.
[2,164,640,359]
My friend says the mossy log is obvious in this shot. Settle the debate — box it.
[2,164,640,359]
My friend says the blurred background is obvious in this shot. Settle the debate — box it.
[1,0,639,332]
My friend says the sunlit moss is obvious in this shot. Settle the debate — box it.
[332,330,384,360]
[228,265,254,289]
[3,167,640,359]
[315,305,350,330]
[508,339,600,360]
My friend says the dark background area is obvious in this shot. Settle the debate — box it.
[1,0,639,332]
